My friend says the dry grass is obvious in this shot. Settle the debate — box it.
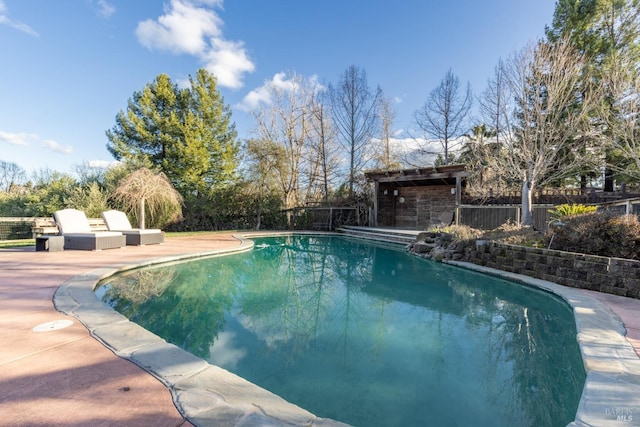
[430,224,483,241]
[0,239,34,248]
[480,221,546,247]
[430,222,546,247]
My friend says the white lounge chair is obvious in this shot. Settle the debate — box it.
[101,209,164,246]
[54,209,126,250]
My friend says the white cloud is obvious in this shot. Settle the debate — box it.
[202,38,254,89]
[236,72,324,112]
[136,0,253,88]
[42,139,73,155]
[391,137,437,153]
[367,136,443,168]
[271,72,300,91]
[192,0,224,5]
[0,131,36,146]
[0,1,38,37]
[175,76,192,89]
[381,136,470,168]
[88,160,119,169]
[96,0,115,18]
[236,83,271,112]
[208,331,247,369]
[236,72,287,112]
[136,0,222,55]
[1,131,76,157]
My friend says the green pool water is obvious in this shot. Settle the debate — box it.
[97,235,585,427]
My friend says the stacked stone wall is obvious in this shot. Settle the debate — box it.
[466,242,640,298]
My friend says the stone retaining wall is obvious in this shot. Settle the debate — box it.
[466,242,640,299]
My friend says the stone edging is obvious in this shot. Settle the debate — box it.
[53,234,348,427]
[52,233,640,426]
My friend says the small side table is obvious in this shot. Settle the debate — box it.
[35,235,64,252]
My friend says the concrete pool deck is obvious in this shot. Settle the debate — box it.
[1,233,639,426]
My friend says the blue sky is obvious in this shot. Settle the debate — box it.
[0,0,556,176]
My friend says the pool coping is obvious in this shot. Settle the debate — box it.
[53,233,639,427]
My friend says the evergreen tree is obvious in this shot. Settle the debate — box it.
[106,69,239,196]
[546,0,640,190]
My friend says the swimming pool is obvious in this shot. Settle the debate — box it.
[97,235,585,426]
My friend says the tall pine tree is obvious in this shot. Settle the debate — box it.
[106,69,238,196]
[546,0,640,190]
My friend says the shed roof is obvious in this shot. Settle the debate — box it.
[365,164,469,187]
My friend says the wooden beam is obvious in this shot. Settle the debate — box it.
[371,171,469,183]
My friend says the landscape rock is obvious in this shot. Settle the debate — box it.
[412,242,434,254]
[408,231,471,262]
[432,247,446,262]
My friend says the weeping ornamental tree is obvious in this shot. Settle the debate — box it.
[112,168,183,229]
[106,69,239,197]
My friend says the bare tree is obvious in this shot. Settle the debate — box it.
[374,94,402,170]
[329,65,382,199]
[414,68,473,165]
[73,161,109,186]
[251,72,317,212]
[0,160,26,193]
[309,88,340,203]
[606,56,640,180]
[468,61,514,197]
[485,39,601,226]
[478,59,512,145]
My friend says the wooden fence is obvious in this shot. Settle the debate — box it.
[0,217,35,241]
[455,205,552,231]
[286,206,368,231]
[596,198,640,216]
[3,198,640,240]
[455,198,640,231]
[0,217,108,241]
[462,188,640,205]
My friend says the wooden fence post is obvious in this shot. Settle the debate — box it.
[329,207,333,230]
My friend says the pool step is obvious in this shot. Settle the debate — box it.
[336,226,419,245]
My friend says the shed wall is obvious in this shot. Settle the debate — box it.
[377,184,456,228]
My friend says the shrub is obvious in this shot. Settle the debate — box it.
[174,184,285,231]
[64,182,109,217]
[548,203,597,220]
[548,211,640,259]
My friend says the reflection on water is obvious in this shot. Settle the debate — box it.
[98,235,585,427]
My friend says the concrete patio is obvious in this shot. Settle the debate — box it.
[0,234,244,426]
